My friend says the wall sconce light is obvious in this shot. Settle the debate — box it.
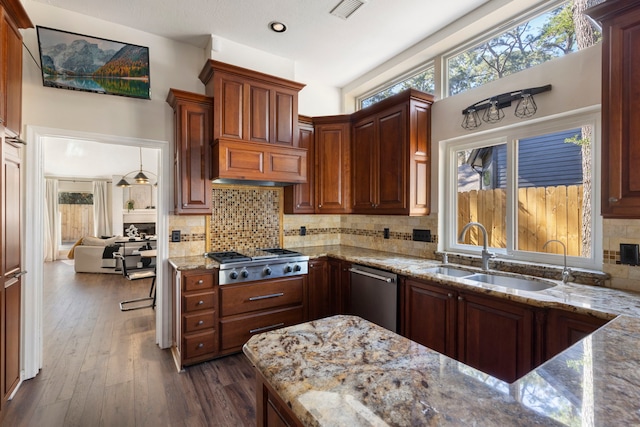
[461,84,551,130]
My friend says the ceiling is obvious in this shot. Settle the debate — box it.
[33,0,489,87]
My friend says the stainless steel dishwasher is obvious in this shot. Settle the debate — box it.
[349,264,398,333]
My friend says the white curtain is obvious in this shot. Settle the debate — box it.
[44,179,59,262]
[93,181,112,237]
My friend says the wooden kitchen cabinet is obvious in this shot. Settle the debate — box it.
[545,308,610,360]
[199,60,305,146]
[403,278,456,358]
[166,89,213,215]
[174,269,219,367]
[314,116,352,214]
[328,258,350,315]
[219,276,306,355]
[0,0,31,138]
[457,291,534,383]
[587,0,640,218]
[351,90,433,215]
[307,258,329,321]
[284,116,315,214]
[256,369,303,427]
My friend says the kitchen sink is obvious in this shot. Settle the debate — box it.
[464,273,556,292]
[424,266,473,278]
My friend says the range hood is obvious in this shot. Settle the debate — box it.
[211,138,308,186]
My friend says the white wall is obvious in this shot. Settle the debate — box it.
[22,0,206,142]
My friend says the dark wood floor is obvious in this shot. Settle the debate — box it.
[2,261,256,427]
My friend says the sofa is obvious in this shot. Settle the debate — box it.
[71,236,123,274]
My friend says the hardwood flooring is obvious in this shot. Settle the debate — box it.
[1,261,256,427]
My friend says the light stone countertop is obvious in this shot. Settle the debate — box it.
[243,314,640,426]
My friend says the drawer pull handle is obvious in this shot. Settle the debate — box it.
[197,343,204,348]
[250,323,285,334]
[249,292,284,301]
[197,279,204,284]
[197,320,204,325]
[197,300,204,305]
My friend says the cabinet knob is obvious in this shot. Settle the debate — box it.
[448,293,453,298]
[296,204,300,208]
[458,296,464,301]
[609,197,619,203]
[197,320,204,325]
[197,279,204,284]
[197,300,204,305]
[318,204,322,208]
[183,203,188,208]
[197,343,204,348]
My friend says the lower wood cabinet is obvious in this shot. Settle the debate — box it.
[307,258,329,321]
[218,276,306,355]
[403,277,535,383]
[328,258,350,315]
[545,308,610,360]
[256,369,303,427]
[173,269,219,368]
[457,291,534,383]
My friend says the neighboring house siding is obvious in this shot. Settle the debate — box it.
[494,128,583,189]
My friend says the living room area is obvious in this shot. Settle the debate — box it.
[44,136,160,274]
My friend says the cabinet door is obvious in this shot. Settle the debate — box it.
[404,279,456,358]
[248,81,271,143]
[593,3,640,217]
[307,259,329,321]
[168,90,213,215]
[1,10,22,137]
[315,121,351,213]
[377,106,406,212]
[408,100,431,215]
[284,118,314,214]
[273,88,297,146]
[545,309,609,360]
[215,73,245,141]
[3,279,19,400]
[457,292,534,383]
[328,258,350,315]
[351,117,377,213]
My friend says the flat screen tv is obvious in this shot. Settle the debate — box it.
[36,26,150,100]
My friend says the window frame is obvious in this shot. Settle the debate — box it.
[441,107,602,270]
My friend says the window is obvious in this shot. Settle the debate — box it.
[359,66,435,109]
[444,112,600,268]
[446,1,602,96]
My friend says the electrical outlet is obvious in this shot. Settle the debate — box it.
[300,226,307,236]
[413,229,431,242]
[383,228,390,239]
[171,230,181,242]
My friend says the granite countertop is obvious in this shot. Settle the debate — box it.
[243,314,640,426]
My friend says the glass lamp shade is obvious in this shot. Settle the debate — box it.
[116,178,131,187]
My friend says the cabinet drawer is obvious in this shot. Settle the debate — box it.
[183,309,216,333]
[184,273,215,292]
[220,306,303,352]
[220,277,304,317]
[183,291,216,313]
[183,330,217,360]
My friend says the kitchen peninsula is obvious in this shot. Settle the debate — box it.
[244,314,640,426]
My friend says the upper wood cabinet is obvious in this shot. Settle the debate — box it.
[587,0,640,218]
[284,116,315,214]
[0,0,33,138]
[166,89,213,215]
[351,90,433,215]
[199,60,305,146]
[314,115,352,214]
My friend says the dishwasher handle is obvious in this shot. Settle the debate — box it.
[349,267,393,283]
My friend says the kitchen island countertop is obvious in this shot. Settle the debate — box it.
[244,314,640,426]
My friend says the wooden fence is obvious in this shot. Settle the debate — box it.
[458,185,583,256]
[60,204,94,243]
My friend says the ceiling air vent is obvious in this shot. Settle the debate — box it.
[330,0,367,20]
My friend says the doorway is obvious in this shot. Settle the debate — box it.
[24,125,171,380]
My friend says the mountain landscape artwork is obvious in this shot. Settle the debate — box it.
[36,26,150,99]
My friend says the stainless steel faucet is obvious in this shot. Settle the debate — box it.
[458,222,495,271]
[542,239,573,284]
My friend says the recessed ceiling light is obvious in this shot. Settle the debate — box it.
[269,21,287,33]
